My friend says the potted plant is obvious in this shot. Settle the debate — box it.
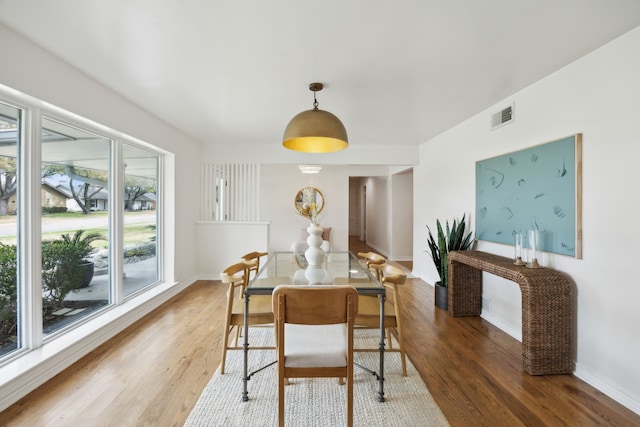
[427,214,474,310]
[57,230,105,289]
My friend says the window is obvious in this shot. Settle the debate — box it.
[123,144,159,297]
[41,117,112,337]
[0,88,166,363]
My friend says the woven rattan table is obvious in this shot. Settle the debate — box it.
[448,250,574,375]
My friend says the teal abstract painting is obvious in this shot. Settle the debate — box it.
[476,134,582,258]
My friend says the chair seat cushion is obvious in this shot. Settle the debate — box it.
[284,324,347,368]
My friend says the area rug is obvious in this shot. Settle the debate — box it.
[185,328,449,426]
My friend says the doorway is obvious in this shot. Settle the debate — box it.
[348,171,413,263]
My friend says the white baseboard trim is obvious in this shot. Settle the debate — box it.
[573,365,640,416]
[0,277,197,413]
[480,311,522,341]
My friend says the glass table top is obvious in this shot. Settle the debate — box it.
[246,251,384,296]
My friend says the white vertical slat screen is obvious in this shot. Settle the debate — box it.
[201,163,260,221]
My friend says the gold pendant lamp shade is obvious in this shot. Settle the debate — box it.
[283,83,348,153]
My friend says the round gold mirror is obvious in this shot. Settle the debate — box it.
[294,187,325,217]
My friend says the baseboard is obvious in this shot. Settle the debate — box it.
[0,277,197,413]
[574,365,640,416]
[480,311,522,341]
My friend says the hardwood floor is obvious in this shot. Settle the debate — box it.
[1,244,638,426]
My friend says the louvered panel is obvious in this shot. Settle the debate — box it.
[201,163,260,221]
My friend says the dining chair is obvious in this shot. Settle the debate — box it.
[355,262,408,376]
[240,251,268,279]
[357,251,386,281]
[272,285,358,427]
[219,260,274,375]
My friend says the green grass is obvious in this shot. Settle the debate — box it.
[38,210,150,218]
[42,211,109,219]
[41,225,155,248]
[0,212,156,246]
[122,224,157,246]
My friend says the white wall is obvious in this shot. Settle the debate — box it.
[363,176,390,254]
[201,141,419,166]
[390,169,413,261]
[348,178,362,236]
[413,26,640,413]
[195,222,270,277]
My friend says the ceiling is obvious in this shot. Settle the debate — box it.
[1,1,640,150]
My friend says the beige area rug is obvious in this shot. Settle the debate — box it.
[185,328,449,427]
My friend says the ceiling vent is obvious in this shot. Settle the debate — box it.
[491,102,514,130]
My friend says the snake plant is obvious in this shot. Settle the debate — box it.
[427,214,474,287]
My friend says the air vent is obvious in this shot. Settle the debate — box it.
[491,103,515,130]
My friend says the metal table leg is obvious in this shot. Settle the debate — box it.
[378,292,386,402]
[242,293,250,402]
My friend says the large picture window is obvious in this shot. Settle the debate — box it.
[0,90,166,363]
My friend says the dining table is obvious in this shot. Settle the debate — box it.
[242,251,387,403]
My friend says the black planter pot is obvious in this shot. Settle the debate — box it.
[77,261,95,288]
[434,281,448,310]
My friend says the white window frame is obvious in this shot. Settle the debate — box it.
[0,83,171,387]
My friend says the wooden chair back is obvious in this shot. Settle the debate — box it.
[272,285,358,427]
[240,251,268,278]
[219,260,273,374]
[357,251,386,281]
[371,263,407,288]
[222,259,257,296]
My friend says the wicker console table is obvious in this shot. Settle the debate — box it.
[448,250,574,375]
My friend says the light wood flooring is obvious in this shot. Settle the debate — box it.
[0,240,639,426]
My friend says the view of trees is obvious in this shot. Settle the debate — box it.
[38,163,156,214]
[125,175,156,212]
[0,157,17,216]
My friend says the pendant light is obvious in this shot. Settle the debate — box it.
[282,83,348,153]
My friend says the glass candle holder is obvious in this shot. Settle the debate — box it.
[514,233,525,265]
[526,229,541,268]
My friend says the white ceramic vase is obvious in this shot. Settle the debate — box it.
[304,222,328,284]
[304,223,325,267]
